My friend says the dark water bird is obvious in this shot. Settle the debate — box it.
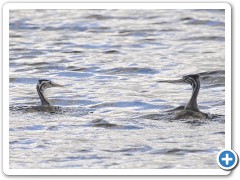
[152,74,209,120]
[37,79,63,106]
[10,79,64,113]
[172,74,209,119]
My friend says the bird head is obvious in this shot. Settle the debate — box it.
[37,79,64,91]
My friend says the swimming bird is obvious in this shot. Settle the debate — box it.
[37,79,63,106]
[142,73,223,121]
[154,74,208,119]
[174,74,209,119]
[10,79,64,113]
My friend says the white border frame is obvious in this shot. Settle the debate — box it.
[3,2,231,176]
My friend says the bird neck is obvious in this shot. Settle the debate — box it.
[37,85,51,106]
[185,79,200,112]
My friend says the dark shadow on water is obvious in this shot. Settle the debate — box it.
[85,119,142,130]
[151,148,216,156]
[99,67,159,75]
[102,145,152,153]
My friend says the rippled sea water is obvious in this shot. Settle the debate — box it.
[9,9,225,169]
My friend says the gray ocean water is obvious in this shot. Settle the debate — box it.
[9,9,225,169]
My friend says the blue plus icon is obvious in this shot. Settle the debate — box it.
[217,149,238,170]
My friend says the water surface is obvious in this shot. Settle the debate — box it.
[9,9,225,169]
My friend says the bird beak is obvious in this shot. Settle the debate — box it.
[51,82,64,87]
[157,78,185,84]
